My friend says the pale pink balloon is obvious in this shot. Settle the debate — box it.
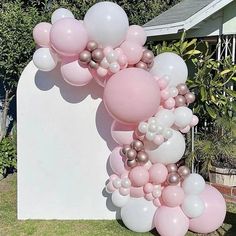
[130,186,145,198]
[153,135,164,146]
[120,41,143,65]
[126,25,147,46]
[106,181,116,193]
[61,60,92,86]
[50,18,88,56]
[118,54,128,66]
[180,125,190,133]
[129,166,149,187]
[155,206,189,236]
[161,186,185,207]
[157,78,168,90]
[153,198,162,207]
[109,147,127,175]
[163,97,175,109]
[161,88,170,100]
[189,184,226,234]
[145,193,155,201]
[149,163,168,184]
[144,183,154,194]
[33,22,52,47]
[104,68,161,124]
[190,115,199,127]
[111,120,135,145]
[103,46,113,56]
[89,68,111,87]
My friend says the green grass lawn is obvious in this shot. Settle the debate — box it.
[0,174,235,236]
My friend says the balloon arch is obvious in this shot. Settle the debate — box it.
[32,2,226,235]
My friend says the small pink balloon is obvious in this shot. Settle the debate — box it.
[120,41,143,65]
[106,181,116,193]
[161,186,185,207]
[119,187,130,196]
[153,198,162,207]
[89,68,111,87]
[130,186,145,198]
[189,184,226,234]
[145,193,155,201]
[109,174,118,181]
[157,78,168,90]
[50,18,88,57]
[61,60,92,86]
[114,47,124,56]
[118,54,128,66]
[149,163,168,184]
[33,22,52,47]
[153,135,164,146]
[163,97,175,109]
[161,88,170,100]
[143,160,152,170]
[103,46,113,56]
[154,206,189,236]
[104,68,161,124]
[129,166,149,187]
[97,66,108,77]
[111,120,136,145]
[180,125,190,133]
[126,25,147,46]
[109,147,127,175]
[144,183,154,194]
[190,115,199,127]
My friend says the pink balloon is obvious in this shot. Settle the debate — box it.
[89,68,111,87]
[144,183,154,194]
[153,135,164,146]
[130,186,145,198]
[109,147,127,175]
[120,41,143,65]
[189,184,226,234]
[111,121,135,145]
[155,206,189,236]
[61,60,93,86]
[190,115,199,127]
[33,22,52,47]
[106,181,116,193]
[104,68,161,124]
[161,186,185,207]
[129,166,149,187]
[149,163,168,184]
[126,25,147,46]
[163,97,175,109]
[50,18,88,57]
[180,125,190,133]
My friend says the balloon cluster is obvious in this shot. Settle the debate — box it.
[32,2,226,236]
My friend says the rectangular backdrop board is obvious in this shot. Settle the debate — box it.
[17,61,118,219]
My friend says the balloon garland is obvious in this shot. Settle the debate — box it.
[32,2,226,235]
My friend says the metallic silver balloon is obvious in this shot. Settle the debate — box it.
[120,145,131,157]
[178,166,190,179]
[92,48,104,62]
[176,83,189,95]
[141,50,154,64]
[89,60,98,69]
[131,140,144,152]
[87,40,98,51]
[185,92,196,104]
[79,50,91,64]
[166,163,178,173]
[135,61,148,70]
[167,172,180,185]
[127,159,137,168]
[175,95,187,107]
[126,148,137,161]
[136,151,149,163]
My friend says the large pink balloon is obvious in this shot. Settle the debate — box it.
[126,25,147,46]
[155,206,189,236]
[103,68,161,124]
[33,22,52,47]
[50,18,88,57]
[149,163,168,184]
[109,147,127,175]
[61,60,93,86]
[189,184,226,234]
[111,120,135,145]
[120,41,143,65]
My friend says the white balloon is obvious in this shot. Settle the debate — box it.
[182,173,205,195]
[51,8,74,24]
[155,109,175,127]
[121,198,156,233]
[138,122,148,133]
[150,52,188,86]
[84,2,129,48]
[174,107,193,128]
[181,195,205,218]
[145,130,185,164]
[33,48,58,71]
[111,190,130,208]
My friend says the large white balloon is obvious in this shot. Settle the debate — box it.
[145,130,185,164]
[155,109,175,127]
[111,190,130,208]
[121,198,156,233]
[174,107,193,128]
[150,52,188,86]
[33,48,58,71]
[182,173,205,195]
[84,2,129,48]
[51,8,75,24]
[181,195,205,218]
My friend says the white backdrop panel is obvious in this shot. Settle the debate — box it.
[17,61,118,219]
